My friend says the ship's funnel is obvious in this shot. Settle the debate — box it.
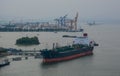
[83,33,88,37]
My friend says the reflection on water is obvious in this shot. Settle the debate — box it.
[40,55,94,76]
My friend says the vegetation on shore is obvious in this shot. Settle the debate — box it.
[16,36,40,45]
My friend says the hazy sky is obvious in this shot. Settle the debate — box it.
[0,0,120,21]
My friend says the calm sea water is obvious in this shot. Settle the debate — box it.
[0,24,120,76]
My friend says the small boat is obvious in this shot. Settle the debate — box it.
[34,54,43,59]
[0,47,10,67]
[12,57,22,61]
[87,21,96,26]
[0,58,10,67]
[62,35,77,38]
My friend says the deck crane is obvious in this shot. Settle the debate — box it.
[74,12,78,31]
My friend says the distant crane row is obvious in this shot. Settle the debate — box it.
[54,12,79,31]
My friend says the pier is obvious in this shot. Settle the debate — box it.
[0,13,83,32]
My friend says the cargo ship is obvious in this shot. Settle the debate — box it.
[40,33,98,63]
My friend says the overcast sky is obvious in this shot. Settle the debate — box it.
[0,0,120,21]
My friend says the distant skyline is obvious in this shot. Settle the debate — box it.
[0,0,120,22]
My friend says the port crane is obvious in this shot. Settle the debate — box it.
[54,13,79,31]
[54,14,68,26]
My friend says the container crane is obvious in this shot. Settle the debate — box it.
[54,14,68,26]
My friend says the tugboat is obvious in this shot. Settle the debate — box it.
[0,47,10,67]
[40,33,98,63]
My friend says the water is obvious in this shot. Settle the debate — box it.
[0,24,120,76]
[0,32,81,50]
